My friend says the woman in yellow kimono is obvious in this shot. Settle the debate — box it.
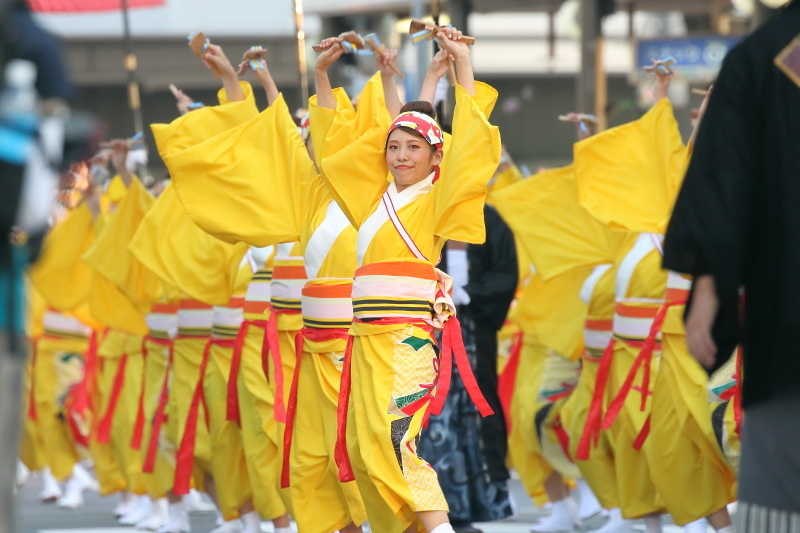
[27,169,130,507]
[148,45,294,532]
[493,166,625,531]
[163,47,412,533]
[310,28,499,533]
[573,75,735,533]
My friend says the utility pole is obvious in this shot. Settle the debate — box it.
[292,0,309,106]
[577,0,610,130]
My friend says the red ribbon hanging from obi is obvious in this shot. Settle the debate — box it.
[576,338,616,460]
[142,341,174,474]
[632,414,651,450]
[335,334,356,483]
[498,331,523,433]
[262,311,287,424]
[27,337,40,421]
[227,321,261,425]
[282,327,350,489]
[130,337,152,450]
[63,332,97,448]
[173,339,214,495]
[423,316,494,427]
[96,352,129,444]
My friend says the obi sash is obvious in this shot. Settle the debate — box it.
[211,296,245,340]
[146,302,179,340]
[43,308,92,340]
[177,299,213,338]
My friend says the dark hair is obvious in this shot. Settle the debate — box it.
[398,100,438,122]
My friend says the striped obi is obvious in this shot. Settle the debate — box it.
[613,299,664,348]
[43,308,92,339]
[243,268,272,321]
[351,260,437,324]
[145,303,179,340]
[583,318,613,361]
[301,279,353,329]
[211,296,245,340]
[177,299,213,337]
[665,271,692,304]
[271,257,306,314]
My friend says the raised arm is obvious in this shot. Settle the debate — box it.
[436,27,475,96]
[109,139,134,189]
[251,58,280,106]
[202,44,244,102]
[419,50,452,104]
[377,47,403,117]
[314,38,344,109]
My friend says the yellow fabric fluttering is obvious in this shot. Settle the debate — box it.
[81,179,162,314]
[573,98,687,233]
[493,166,616,282]
[151,82,258,159]
[487,163,523,204]
[168,93,322,248]
[29,204,95,312]
[128,185,247,307]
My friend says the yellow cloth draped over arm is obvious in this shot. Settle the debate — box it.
[81,179,163,314]
[128,185,247,306]
[315,73,394,228]
[28,204,95,311]
[431,82,502,244]
[573,98,687,233]
[493,165,616,281]
[168,93,327,247]
[150,82,258,158]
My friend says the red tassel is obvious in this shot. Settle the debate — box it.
[576,339,615,460]
[281,331,305,489]
[498,331,523,433]
[335,335,356,483]
[143,342,174,473]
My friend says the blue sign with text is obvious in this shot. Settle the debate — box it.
[636,36,742,81]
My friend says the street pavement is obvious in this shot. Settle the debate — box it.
[14,470,699,533]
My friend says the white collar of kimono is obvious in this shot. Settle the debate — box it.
[304,200,351,280]
[356,172,435,266]
[615,233,662,300]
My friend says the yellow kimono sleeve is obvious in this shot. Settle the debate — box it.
[168,93,321,247]
[151,82,258,159]
[308,87,353,168]
[317,73,394,228]
[432,82,502,244]
[85,270,148,334]
[492,166,616,281]
[81,179,162,314]
[487,164,523,204]
[573,98,687,233]
[128,185,248,306]
[514,269,591,361]
[28,203,94,311]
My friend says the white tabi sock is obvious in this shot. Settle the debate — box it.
[273,528,292,533]
[240,511,260,533]
[716,527,733,533]
[644,515,663,533]
[430,524,456,533]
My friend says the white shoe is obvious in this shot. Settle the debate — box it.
[137,498,169,531]
[576,479,607,522]
[240,511,262,533]
[16,460,30,487]
[208,519,243,533]
[57,477,85,509]
[590,509,635,533]
[120,496,153,525]
[39,468,62,503]
[530,499,579,532]
[156,502,191,533]
[184,490,215,514]
[115,491,138,518]
[71,463,99,492]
